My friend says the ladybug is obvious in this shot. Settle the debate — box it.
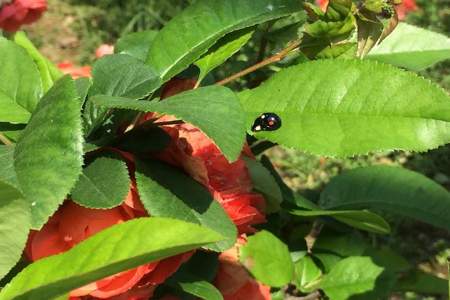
[252,113,282,132]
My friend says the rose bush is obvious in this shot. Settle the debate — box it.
[24,76,269,298]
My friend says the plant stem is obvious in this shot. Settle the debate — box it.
[285,291,322,300]
[216,40,301,86]
[0,133,12,146]
[305,220,324,254]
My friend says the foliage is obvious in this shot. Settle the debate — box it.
[0,0,449,299]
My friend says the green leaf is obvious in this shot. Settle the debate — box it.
[0,145,19,189]
[319,256,384,300]
[0,38,42,123]
[0,217,222,300]
[85,54,162,136]
[116,30,158,61]
[146,0,303,81]
[293,255,322,291]
[0,183,30,281]
[240,59,450,157]
[75,77,92,104]
[168,273,224,300]
[90,54,161,99]
[195,28,254,83]
[363,247,410,273]
[368,23,450,71]
[240,230,294,287]
[92,85,246,162]
[13,31,63,92]
[177,281,223,300]
[289,208,391,234]
[319,166,450,231]
[244,157,282,213]
[0,123,24,144]
[314,234,368,257]
[313,253,341,273]
[0,91,32,124]
[394,270,448,295]
[14,76,84,229]
[71,157,130,209]
[135,160,237,252]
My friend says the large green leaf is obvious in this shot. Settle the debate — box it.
[240,230,294,287]
[368,23,450,71]
[0,218,222,300]
[319,256,384,300]
[0,183,30,281]
[0,145,19,189]
[90,54,161,99]
[195,28,254,83]
[13,31,63,92]
[0,92,31,124]
[71,157,130,209]
[319,166,450,231]
[240,59,450,157]
[135,160,237,252]
[84,54,162,136]
[14,76,84,229]
[146,0,303,81]
[92,85,246,162]
[0,38,42,123]
[116,30,158,61]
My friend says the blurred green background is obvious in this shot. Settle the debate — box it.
[25,0,450,298]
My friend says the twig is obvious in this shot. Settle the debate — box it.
[305,220,324,254]
[216,40,301,86]
[0,133,12,146]
[285,291,322,300]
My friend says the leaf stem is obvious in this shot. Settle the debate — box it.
[0,133,12,146]
[216,40,301,86]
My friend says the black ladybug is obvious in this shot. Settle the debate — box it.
[252,113,282,132]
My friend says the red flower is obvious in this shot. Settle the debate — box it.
[315,0,328,12]
[214,237,271,300]
[26,153,191,299]
[96,44,115,59]
[148,78,267,234]
[396,0,418,20]
[58,61,92,79]
[0,0,47,32]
